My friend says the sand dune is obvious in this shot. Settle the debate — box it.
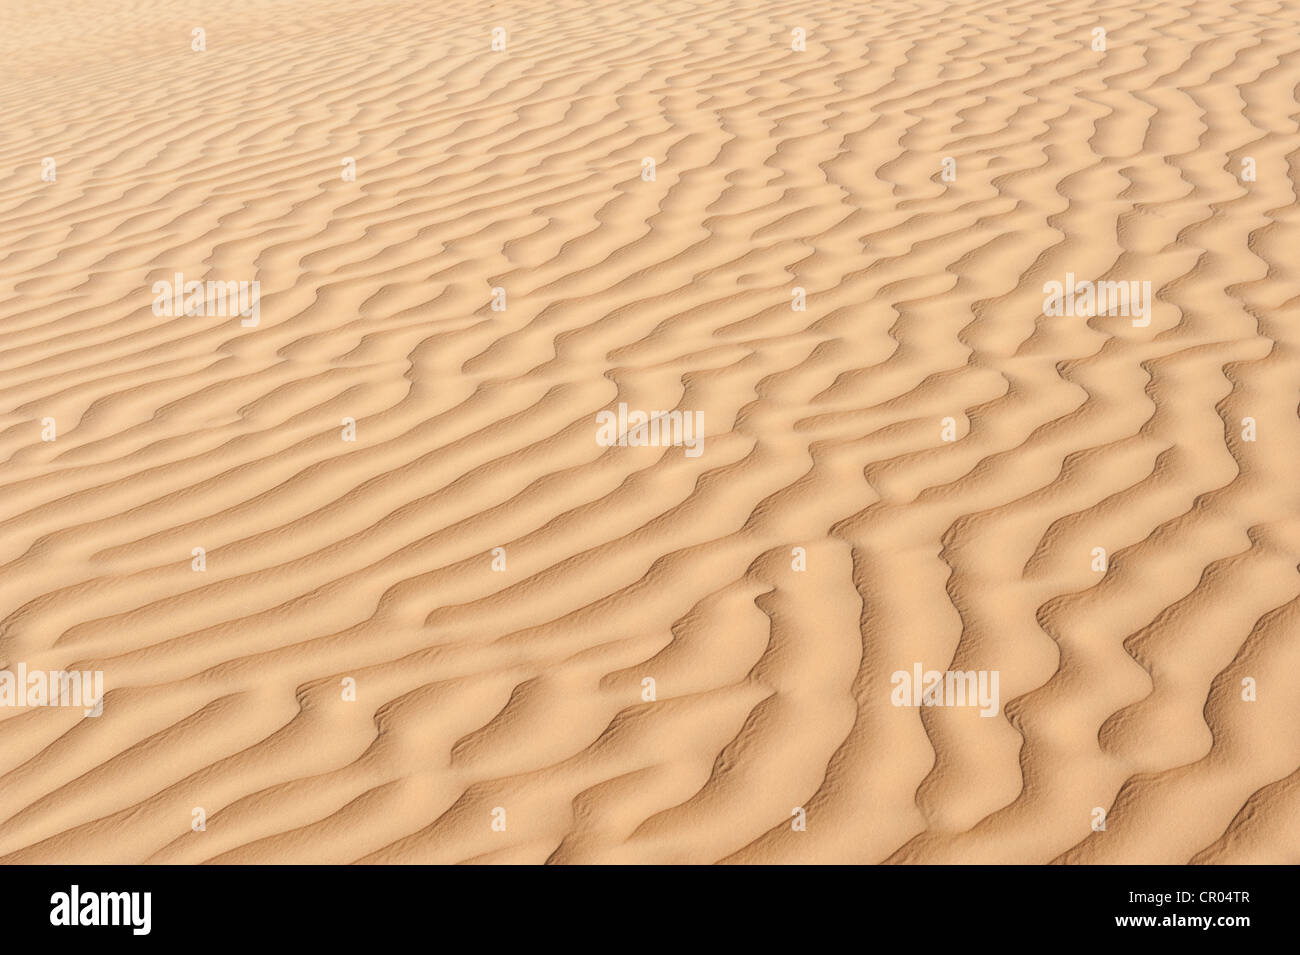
[1,0,1297,864]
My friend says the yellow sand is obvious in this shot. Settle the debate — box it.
[0,0,1297,864]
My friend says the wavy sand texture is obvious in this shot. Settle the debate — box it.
[0,0,1297,864]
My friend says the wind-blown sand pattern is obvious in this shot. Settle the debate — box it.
[1,0,1298,865]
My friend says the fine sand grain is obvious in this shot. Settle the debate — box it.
[0,0,1297,864]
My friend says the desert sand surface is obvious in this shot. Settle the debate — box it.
[1,0,1298,865]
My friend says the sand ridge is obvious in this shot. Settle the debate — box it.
[0,0,1298,864]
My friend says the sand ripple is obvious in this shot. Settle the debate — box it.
[0,0,1297,864]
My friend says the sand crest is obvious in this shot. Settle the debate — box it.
[1,0,1297,864]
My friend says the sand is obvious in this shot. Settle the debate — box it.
[0,0,1297,865]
